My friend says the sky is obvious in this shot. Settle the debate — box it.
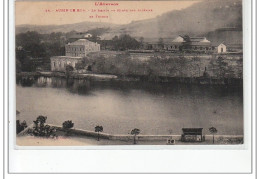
[15,1,200,25]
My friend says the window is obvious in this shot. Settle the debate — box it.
[221,48,223,53]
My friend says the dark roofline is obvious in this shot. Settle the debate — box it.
[182,128,203,131]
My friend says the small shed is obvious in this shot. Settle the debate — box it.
[181,128,204,142]
[217,43,227,53]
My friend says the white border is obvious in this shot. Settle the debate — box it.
[4,0,256,175]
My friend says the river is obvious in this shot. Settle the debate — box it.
[16,76,243,135]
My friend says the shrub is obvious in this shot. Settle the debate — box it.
[62,120,74,129]
[16,120,27,134]
[32,115,56,137]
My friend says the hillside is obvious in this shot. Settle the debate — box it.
[204,28,242,46]
[101,0,242,40]
[16,21,119,34]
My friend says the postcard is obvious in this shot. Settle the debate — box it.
[15,0,244,146]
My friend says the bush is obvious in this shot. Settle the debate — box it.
[16,120,27,134]
[62,120,74,129]
[31,116,56,137]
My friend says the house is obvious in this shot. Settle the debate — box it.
[65,39,100,57]
[50,56,83,72]
[217,43,227,53]
[181,36,213,52]
[50,39,101,71]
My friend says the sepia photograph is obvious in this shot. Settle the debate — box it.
[15,0,243,146]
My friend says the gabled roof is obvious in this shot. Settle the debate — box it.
[67,39,97,45]
[172,35,211,43]
[218,42,226,46]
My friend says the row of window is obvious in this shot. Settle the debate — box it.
[66,47,84,51]
[66,45,100,51]
[52,61,75,68]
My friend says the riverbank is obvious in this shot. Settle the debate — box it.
[17,124,243,145]
[17,71,243,86]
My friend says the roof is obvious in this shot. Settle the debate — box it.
[172,35,211,44]
[190,37,210,43]
[50,56,83,59]
[67,39,97,46]
[218,42,226,46]
[182,128,203,131]
[172,36,185,43]
[182,128,203,135]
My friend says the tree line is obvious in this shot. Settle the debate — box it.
[16,31,141,72]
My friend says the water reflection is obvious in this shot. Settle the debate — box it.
[16,76,243,135]
[19,76,243,100]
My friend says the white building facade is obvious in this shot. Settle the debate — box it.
[65,39,100,57]
[217,43,227,53]
[51,39,100,71]
[50,56,83,71]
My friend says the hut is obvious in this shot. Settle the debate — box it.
[181,128,205,142]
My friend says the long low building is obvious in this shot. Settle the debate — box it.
[50,56,83,72]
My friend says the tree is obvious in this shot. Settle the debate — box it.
[62,120,74,136]
[75,62,85,70]
[62,120,74,129]
[139,37,144,44]
[65,65,74,78]
[139,37,144,49]
[131,128,140,144]
[16,120,27,134]
[95,125,103,141]
[209,127,218,144]
[158,38,164,49]
[111,34,140,51]
[32,115,56,137]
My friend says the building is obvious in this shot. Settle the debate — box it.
[65,39,100,57]
[181,128,205,142]
[164,35,214,53]
[50,39,100,72]
[50,56,83,72]
[164,36,185,51]
[217,43,227,53]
